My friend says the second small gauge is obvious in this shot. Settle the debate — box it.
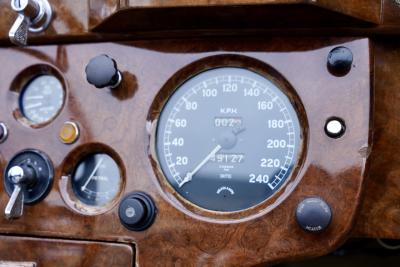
[72,153,122,206]
[20,74,65,125]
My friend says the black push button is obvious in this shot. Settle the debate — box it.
[119,192,156,231]
[327,46,353,77]
[295,197,332,233]
[120,198,145,226]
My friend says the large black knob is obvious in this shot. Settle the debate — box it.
[85,54,122,89]
[295,197,332,233]
[119,192,156,231]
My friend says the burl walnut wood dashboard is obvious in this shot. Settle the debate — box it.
[0,1,399,267]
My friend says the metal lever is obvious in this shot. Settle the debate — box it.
[9,0,53,46]
[4,184,24,220]
[4,166,34,220]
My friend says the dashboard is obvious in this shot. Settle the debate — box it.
[0,1,399,266]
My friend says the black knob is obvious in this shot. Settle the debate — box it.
[119,192,156,231]
[85,54,122,89]
[327,46,353,77]
[295,197,332,233]
[4,149,54,219]
[4,149,54,204]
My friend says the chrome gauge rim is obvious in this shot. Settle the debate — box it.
[155,66,302,212]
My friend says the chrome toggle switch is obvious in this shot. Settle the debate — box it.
[4,166,33,220]
[3,149,54,220]
[8,0,53,46]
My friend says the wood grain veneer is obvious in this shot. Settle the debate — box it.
[0,38,371,266]
[0,236,133,267]
[0,0,397,45]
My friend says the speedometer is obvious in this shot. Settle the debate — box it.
[156,67,302,212]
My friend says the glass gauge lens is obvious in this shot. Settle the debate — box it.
[156,67,302,212]
[20,75,64,124]
[72,153,121,206]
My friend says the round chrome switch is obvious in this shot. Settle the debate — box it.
[0,122,8,143]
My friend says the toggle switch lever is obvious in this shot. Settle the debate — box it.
[9,0,53,46]
[3,149,54,220]
[4,165,36,220]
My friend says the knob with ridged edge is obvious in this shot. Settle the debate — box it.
[85,54,122,89]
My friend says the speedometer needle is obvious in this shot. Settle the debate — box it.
[81,156,104,191]
[179,145,222,188]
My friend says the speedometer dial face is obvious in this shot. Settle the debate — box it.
[156,67,302,212]
[20,75,64,124]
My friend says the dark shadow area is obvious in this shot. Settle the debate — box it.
[110,71,138,101]
[273,239,400,267]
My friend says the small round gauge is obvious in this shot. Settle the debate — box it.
[20,75,64,124]
[72,153,122,206]
[156,67,302,212]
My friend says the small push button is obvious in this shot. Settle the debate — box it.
[119,192,156,231]
[295,197,332,233]
[120,198,145,226]
[327,46,353,77]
